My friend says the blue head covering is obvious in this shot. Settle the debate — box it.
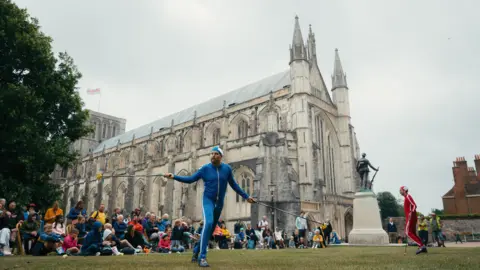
[211,146,223,156]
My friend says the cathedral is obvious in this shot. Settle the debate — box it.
[61,16,362,238]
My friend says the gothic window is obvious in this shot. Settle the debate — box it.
[212,128,220,146]
[237,120,248,139]
[177,134,184,153]
[102,123,107,138]
[236,172,251,203]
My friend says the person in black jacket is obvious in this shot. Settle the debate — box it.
[387,217,398,243]
[171,219,185,252]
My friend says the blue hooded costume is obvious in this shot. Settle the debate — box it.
[81,221,103,255]
[172,146,249,261]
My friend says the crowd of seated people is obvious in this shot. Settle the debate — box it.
[0,198,343,256]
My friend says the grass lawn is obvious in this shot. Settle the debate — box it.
[2,246,479,270]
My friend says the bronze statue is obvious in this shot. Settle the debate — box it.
[356,153,378,190]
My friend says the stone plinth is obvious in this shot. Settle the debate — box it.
[348,191,389,245]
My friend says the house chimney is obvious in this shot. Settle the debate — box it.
[468,167,477,184]
[453,157,468,187]
[474,154,480,181]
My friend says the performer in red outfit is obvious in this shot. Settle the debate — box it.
[400,186,427,255]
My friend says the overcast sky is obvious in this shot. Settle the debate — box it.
[14,0,479,214]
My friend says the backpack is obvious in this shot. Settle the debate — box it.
[247,239,255,249]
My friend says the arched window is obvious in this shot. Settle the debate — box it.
[236,172,252,203]
[212,128,220,145]
[237,120,248,139]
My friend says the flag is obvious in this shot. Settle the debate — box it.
[87,88,101,95]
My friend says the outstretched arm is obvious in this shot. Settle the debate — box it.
[227,168,249,200]
[168,167,203,183]
[368,161,378,171]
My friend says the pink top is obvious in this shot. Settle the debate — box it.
[62,235,78,250]
[52,224,65,236]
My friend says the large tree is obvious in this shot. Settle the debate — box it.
[377,191,402,220]
[0,0,92,210]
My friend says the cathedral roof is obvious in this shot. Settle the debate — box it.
[93,70,291,153]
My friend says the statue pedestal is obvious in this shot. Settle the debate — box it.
[348,191,389,245]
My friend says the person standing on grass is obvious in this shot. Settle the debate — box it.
[164,146,256,267]
[399,186,427,255]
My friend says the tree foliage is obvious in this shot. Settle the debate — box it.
[431,208,444,216]
[0,0,92,209]
[377,191,403,220]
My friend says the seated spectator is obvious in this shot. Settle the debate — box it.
[158,233,171,253]
[113,215,127,239]
[145,214,159,241]
[62,228,80,255]
[245,224,257,248]
[6,201,24,249]
[66,201,86,225]
[298,237,306,249]
[274,227,284,249]
[31,224,62,256]
[104,223,115,234]
[0,202,12,255]
[110,208,121,227]
[330,230,341,244]
[312,229,325,248]
[20,213,40,254]
[234,227,247,249]
[170,219,185,253]
[263,227,274,249]
[156,214,170,232]
[124,225,151,250]
[52,215,66,238]
[80,221,103,256]
[75,216,87,240]
[288,236,296,248]
[89,204,106,225]
[44,201,63,225]
[103,228,135,253]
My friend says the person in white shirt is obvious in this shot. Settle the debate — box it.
[295,211,308,239]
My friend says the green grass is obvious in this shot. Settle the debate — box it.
[2,246,480,270]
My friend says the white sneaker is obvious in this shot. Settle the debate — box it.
[3,248,12,256]
[112,246,121,255]
[95,252,101,256]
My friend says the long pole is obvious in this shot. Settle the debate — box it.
[98,92,101,112]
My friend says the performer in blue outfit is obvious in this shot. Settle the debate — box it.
[164,146,255,267]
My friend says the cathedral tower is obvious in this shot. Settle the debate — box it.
[289,16,314,201]
[331,49,355,193]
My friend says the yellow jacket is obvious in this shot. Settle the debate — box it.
[222,228,231,239]
[418,220,428,231]
[44,208,63,224]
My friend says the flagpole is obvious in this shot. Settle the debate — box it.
[98,91,101,112]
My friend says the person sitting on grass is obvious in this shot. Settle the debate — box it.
[103,228,136,253]
[62,228,80,255]
[170,219,185,253]
[235,227,247,248]
[20,213,40,254]
[288,236,296,248]
[113,215,127,240]
[31,224,62,256]
[312,229,326,248]
[158,233,171,253]
[52,215,66,238]
[80,221,104,256]
[298,237,306,249]
[124,224,151,252]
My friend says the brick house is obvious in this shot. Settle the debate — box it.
[442,156,480,215]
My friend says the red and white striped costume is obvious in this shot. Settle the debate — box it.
[401,186,424,247]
